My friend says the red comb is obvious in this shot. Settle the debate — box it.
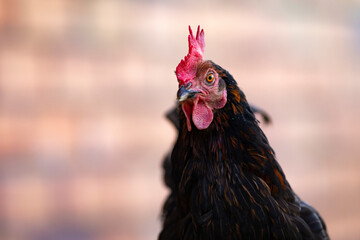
[175,26,205,86]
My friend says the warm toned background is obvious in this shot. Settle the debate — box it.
[0,0,360,239]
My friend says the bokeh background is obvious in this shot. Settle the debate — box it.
[0,0,360,239]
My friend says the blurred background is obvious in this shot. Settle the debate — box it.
[0,0,360,239]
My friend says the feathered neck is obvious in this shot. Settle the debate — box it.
[175,65,295,202]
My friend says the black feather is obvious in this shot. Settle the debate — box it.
[159,61,329,240]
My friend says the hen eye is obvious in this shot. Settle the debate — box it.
[205,72,215,84]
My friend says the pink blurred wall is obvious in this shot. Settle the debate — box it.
[0,0,360,239]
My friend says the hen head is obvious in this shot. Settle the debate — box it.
[175,26,227,131]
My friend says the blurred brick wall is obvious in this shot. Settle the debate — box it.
[0,1,360,239]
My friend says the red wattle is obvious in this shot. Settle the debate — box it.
[192,99,213,130]
[182,103,193,131]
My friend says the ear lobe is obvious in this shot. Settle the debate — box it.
[214,88,227,109]
[218,78,226,91]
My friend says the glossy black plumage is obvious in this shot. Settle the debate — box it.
[162,103,271,191]
[159,62,329,240]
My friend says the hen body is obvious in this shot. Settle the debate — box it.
[162,103,271,191]
[159,27,329,240]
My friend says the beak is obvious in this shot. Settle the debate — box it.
[177,86,200,102]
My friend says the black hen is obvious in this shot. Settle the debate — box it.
[162,103,271,191]
[159,26,329,240]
